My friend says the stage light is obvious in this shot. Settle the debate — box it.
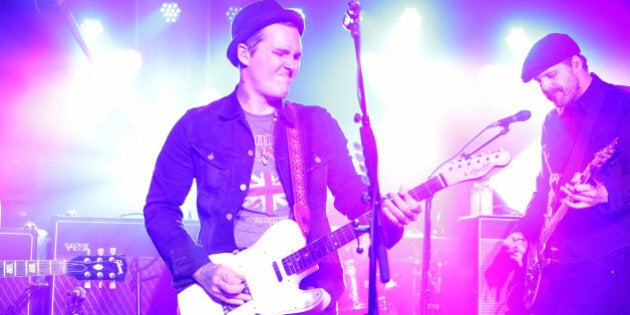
[79,18,103,41]
[289,7,306,23]
[389,8,422,54]
[506,27,531,60]
[226,6,241,23]
[160,2,181,23]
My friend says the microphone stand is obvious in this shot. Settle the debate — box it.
[420,123,513,315]
[419,195,433,315]
[343,2,389,314]
[460,126,510,160]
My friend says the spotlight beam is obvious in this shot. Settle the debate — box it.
[55,0,93,63]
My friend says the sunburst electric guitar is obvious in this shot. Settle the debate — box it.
[178,150,511,315]
[523,137,619,309]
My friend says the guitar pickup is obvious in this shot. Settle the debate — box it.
[272,261,283,282]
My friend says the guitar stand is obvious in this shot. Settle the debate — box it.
[1,282,48,315]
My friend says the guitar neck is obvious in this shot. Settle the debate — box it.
[282,212,370,276]
[409,175,447,201]
[1,260,67,278]
[282,175,448,276]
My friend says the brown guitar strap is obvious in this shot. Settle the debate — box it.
[285,102,311,237]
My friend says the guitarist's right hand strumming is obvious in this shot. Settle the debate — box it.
[193,261,251,306]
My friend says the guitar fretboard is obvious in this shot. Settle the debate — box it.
[282,212,370,276]
[408,175,446,201]
[281,173,446,276]
[1,260,67,278]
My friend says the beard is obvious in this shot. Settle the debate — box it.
[546,73,580,109]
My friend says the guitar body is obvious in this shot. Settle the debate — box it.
[523,243,544,309]
[178,220,330,315]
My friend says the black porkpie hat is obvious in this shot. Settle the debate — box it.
[521,33,581,83]
[227,0,305,67]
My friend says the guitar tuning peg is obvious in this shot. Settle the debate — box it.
[84,281,91,289]
[86,248,91,256]
[109,281,116,289]
[98,280,104,288]
[97,247,105,256]
[109,247,117,255]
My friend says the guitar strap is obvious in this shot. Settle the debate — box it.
[560,105,602,188]
[285,102,311,237]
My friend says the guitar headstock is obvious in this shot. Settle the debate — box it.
[438,150,511,185]
[67,255,128,282]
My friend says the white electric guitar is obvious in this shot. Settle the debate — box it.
[178,150,511,315]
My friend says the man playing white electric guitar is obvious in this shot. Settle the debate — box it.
[143,1,422,314]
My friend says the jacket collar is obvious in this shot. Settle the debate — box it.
[218,90,245,121]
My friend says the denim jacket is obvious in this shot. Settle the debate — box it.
[144,90,403,300]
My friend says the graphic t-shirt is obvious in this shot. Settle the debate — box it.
[234,111,290,248]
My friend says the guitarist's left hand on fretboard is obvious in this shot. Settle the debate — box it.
[558,177,608,209]
[381,187,423,227]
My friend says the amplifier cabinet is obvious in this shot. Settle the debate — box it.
[441,215,524,315]
[51,217,199,315]
[0,228,46,315]
[337,232,450,315]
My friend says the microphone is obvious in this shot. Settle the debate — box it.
[488,110,531,128]
[67,287,86,299]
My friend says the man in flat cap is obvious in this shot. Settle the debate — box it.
[143,1,422,314]
[504,33,630,314]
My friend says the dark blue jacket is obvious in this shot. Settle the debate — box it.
[144,90,403,300]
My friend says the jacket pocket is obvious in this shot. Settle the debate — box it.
[191,142,231,190]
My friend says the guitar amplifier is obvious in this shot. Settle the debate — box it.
[51,217,200,315]
[0,228,47,315]
[441,215,524,315]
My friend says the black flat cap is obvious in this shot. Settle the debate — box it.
[521,33,581,83]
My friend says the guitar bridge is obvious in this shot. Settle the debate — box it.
[221,282,252,314]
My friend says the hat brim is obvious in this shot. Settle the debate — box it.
[227,10,304,67]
